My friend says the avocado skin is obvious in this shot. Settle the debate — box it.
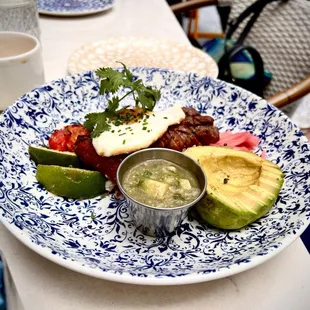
[196,192,277,230]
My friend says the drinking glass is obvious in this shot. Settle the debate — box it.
[0,0,41,40]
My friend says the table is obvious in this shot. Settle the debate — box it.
[0,0,309,309]
[39,0,189,82]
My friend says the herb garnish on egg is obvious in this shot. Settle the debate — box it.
[84,62,161,138]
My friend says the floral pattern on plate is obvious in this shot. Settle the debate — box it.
[0,67,309,285]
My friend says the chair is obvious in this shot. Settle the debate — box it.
[171,0,310,109]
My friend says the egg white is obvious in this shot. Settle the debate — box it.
[92,106,185,157]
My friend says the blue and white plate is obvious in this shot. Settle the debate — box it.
[37,0,114,17]
[0,68,309,285]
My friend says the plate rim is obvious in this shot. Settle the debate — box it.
[1,215,308,285]
[0,68,309,285]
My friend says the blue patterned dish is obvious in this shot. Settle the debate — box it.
[37,0,114,16]
[0,68,309,285]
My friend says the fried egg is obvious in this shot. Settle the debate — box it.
[92,106,185,157]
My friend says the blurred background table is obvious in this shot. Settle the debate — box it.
[40,0,189,82]
[0,0,309,309]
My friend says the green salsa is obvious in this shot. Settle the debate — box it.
[122,159,201,208]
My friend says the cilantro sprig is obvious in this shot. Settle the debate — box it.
[84,62,161,138]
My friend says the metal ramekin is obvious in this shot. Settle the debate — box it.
[116,148,207,237]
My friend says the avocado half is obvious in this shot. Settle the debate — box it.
[184,146,284,230]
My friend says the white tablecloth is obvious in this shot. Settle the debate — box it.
[0,0,309,309]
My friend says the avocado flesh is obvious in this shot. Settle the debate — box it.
[184,146,284,229]
[140,178,169,199]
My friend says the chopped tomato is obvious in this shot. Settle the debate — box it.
[48,129,70,151]
[48,124,89,152]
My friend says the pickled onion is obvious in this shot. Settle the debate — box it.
[211,130,265,157]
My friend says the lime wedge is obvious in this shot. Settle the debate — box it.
[29,145,79,167]
[36,165,106,199]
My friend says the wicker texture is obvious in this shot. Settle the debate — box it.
[218,0,310,97]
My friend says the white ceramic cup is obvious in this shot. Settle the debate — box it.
[0,31,45,110]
